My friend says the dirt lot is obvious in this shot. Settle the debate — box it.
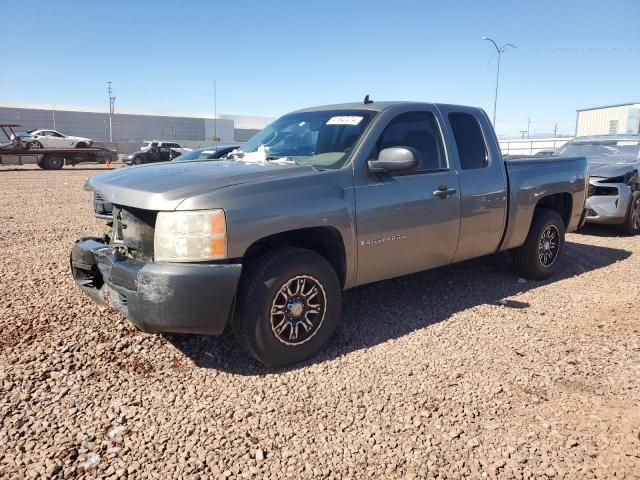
[1,164,639,479]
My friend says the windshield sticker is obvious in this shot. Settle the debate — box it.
[617,141,639,146]
[326,116,363,126]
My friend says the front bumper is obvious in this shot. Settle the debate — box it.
[584,180,631,225]
[70,238,242,335]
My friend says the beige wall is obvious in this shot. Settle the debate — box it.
[576,105,640,136]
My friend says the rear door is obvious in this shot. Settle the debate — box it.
[437,107,508,262]
[353,107,461,286]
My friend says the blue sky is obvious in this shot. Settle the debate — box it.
[1,0,638,137]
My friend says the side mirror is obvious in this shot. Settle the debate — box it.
[368,147,418,174]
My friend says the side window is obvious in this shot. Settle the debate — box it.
[375,111,447,172]
[448,113,488,169]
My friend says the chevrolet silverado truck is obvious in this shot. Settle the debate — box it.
[71,101,588,366]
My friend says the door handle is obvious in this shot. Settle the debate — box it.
[432,186,457,198]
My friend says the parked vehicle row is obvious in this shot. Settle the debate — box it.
[122,144,241,165]
[140,140,191,154]
[71,100,589,367]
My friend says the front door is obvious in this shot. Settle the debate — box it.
[354,110,461,286]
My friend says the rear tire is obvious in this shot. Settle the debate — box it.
[42,155,64,170]
[233,247,341,367]
[619,192,640,236]
[28,140,43,149]
[511,208,565,280]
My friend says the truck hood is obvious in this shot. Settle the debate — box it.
[588,161,638,179]
[87,159,314,211]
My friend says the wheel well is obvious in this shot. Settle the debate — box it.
[535,193,572,228]
[243,227,347,287]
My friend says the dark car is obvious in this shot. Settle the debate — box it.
[123,145,182,165]
[171,145,241,162]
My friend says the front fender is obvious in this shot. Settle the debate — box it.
[177,168,358,287]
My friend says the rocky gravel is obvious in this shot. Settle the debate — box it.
[1,164,639,479]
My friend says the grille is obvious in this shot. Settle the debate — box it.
[587,184,595,197]
[110,206,156,262]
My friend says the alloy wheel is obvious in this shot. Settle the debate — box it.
[632,198,640,232]
[270,275,327,346]
[538,225,560,267]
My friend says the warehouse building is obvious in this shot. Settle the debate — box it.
[576,102,640,136]
[0,103,274,144]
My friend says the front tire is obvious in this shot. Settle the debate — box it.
[511,208,565,280]
[133,156,144,165]
[620,192,640,236]
[233,247,341,367]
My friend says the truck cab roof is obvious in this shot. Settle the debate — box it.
[292,101,482,114]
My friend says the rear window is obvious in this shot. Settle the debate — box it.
[449,113,488,170]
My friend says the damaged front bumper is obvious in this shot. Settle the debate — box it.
[70,238,242,335]
[585,180,632,225]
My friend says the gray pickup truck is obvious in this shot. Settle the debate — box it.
[71,101,588,366]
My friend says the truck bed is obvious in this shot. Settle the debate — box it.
[500,155,588,250]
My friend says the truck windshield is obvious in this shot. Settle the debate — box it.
[237,110,376,169]
[557,141,640,164]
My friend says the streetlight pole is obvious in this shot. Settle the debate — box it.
[213,79,218,145]
[107,81,116,143]
[482,37,516,127]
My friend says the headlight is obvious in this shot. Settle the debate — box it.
[154,209,227,262]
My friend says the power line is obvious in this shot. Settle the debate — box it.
[520,46,640,53]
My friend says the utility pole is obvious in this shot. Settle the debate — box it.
[526,116,531,139]
[553,123,558,138]
[213,80,218,145]
[520,130,527,139]
[107,81,116,143]
[482,37,517,127]
[52,105,56,130]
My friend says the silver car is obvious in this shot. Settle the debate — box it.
[557,135,640,235]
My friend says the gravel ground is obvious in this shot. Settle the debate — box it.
[1,164,639,479]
